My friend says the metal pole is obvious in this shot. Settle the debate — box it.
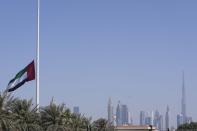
[36,0,40,112]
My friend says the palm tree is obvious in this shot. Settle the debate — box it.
[63,108,73,127]
[92,118,114,131]
[1,91,111,131]
[40,101,71,131]
[78,115,91,131]
[92,118,107,131]
[70,114,83,130]
[0,92,16,131]
[177,122,197,130]
[9,99,42,131]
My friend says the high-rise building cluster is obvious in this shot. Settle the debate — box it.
[140,111,154,126]
[177,72,192,128]
[139,109,170,131]
[107,98,133,126]
[108,98,169,131]
[107,72,192,130]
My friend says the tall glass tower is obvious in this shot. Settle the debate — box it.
[165,106,170,130]
[116,101,122,126]
[181,71,187,123]
[107,98,113,125]
[121,105,129,125]
[140,111,146,125]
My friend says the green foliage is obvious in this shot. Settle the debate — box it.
[177,122,197,130]
[0,92,97,131]
[9,99,42,131]
[92,118,114,131]
[0,92,17,131]
[0,91,114,131]
[40,101,71,131]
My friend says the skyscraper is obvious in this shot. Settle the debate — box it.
[145,111,153,125]
[145,116,152,125]
[151,111,154,125]
[154,110,160,127]
[107,98,113,125]
[177,72,192,128]
[181,71,187,123]
[165,106,170,130]
[159,115,163,131]
[121,104,129,125]
[128,112,133,125]
[73,106,80,114]
[140,111,146,125]
[177,114,184,127]
[116,101,122,126]
[154,110,163,131]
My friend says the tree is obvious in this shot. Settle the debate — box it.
[92,118,114,131]
[9,99,42,131]
[92,118,108,131]
[40,101,71,131]
[0,92,16,131]
[79,115,91,130]
[0,90,113,131]
[177,122,197,130]
[70,113,91,131]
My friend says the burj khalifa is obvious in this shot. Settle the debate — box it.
[181,71,187,123]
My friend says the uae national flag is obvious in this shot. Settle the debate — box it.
[7,60,35,92]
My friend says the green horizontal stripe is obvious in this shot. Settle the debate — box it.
[8,68,26,85]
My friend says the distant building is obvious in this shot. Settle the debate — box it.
[154,110,163,131]
[128,112,133,125]
[73,106,79,114]
[108,98,114,125]
[177,114,184,127]
[181,72,187,123]
[177,72,191,128]
[186,117,192,123]
[151,111,154,125]
[165,106,170,130]
[140,111,146,125]
[145,116,152,125]
[144,111,154,126]
[116,101,122,126]
[130,117,133,125]
[154,110,160,127]
[121,105,129,125]
[159,115,163,131]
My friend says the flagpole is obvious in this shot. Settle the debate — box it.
[36,0,40,111]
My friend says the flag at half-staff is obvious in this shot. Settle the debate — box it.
[7,60,35,92]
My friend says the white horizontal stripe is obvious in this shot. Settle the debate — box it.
[8,72,27,89]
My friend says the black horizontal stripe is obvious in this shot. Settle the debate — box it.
[8,79,28,92]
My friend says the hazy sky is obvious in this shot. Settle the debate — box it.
[0,0,197,127]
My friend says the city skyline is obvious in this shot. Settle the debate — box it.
[107,76,190,129]
[0,0,197,129]
[108,98,168,130]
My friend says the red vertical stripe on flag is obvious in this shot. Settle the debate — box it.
[26,60,35,81]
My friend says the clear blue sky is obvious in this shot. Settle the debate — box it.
[0,0,197,127]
